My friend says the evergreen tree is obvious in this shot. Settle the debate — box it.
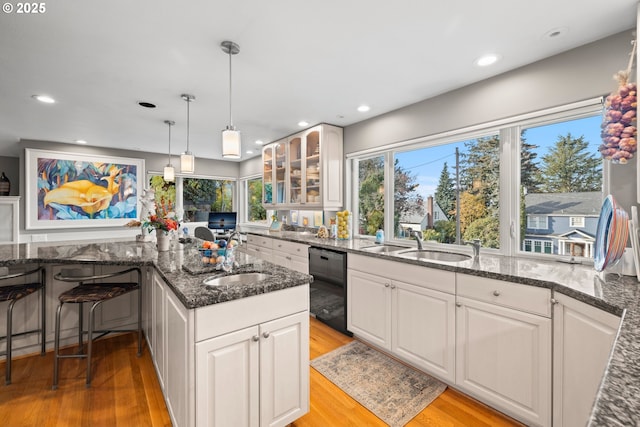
[540,133,602,192]
[460,136,500,214]
[434,162,455,220]
[358,157,385,235]
[520,130,542,193]
[393,158,424,234]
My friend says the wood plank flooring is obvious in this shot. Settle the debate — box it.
[0,318,524,426]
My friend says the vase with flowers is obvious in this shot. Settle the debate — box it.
[142,197,179,251]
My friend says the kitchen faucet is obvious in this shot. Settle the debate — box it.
[226,230,242,247]
[410,230,424,250]
[463,239,481,258]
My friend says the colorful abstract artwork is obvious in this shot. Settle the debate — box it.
[25,149,144,229]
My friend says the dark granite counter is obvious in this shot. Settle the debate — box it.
[0,237,313,310]
[249,230,640,426]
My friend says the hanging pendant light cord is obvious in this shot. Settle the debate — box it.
[228,47,233,128]
[167,121,172,164]
[186,98,190,151]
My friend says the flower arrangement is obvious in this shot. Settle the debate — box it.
[142,196,178,234]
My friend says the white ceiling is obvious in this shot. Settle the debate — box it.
[0,0,637,162]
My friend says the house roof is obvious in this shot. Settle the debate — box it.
[525,192,601,216]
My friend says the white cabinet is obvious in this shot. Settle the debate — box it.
[271,239,309,274]
[0,196,19,243]
[552,293,621,427]
[150,270,195,427]
[195,284,309,427]
[347,254,456,383]
[196,312,309,427]
[455,274,551,427]
[246,234,274,262]
[262,124,343,209]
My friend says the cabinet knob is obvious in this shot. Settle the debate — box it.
[492,290,501,297]
[262,332,270,339]
[278,244,282,248]
[551,298,559,305]
[390,284,396,289]
[456,302,462,308]
[384,283,390,288]
[252,335,260,342]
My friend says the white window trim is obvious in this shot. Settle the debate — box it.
[570,216,585,227]
[527,215,549,230]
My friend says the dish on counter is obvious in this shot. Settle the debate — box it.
[594,195,629,272]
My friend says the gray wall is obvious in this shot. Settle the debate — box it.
[0,155,20,196]
[343,30,637,214]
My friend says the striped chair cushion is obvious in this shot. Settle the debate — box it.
[59,282,139,304]
[0,283,42,302]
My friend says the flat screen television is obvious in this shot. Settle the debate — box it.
[207,212,237,231]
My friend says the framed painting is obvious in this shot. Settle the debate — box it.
[25,148,144,229]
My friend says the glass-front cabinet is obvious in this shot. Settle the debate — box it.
[262,124,343,210]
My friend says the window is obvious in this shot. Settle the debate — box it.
[534,241,542,253]
[246,177,267,224]
[356,155,384,236]
[520,114,602,258]
[149,175,176,217]
[524,239,532,252]
[570,216,585,227]
[527,215,548,230]
[393,134,500,249]
[183,178,234,222]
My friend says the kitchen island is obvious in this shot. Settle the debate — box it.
[248,230,640,427]
[0,238,312,427]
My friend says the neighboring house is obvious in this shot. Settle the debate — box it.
[398,196,447,236]
[523,192,600,257]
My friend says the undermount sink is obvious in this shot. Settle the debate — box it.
[296,231,315,236]
[360,244,408,254]
[396,249,471,263]
[203,272,271,287]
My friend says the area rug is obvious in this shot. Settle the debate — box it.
[311,340,447,427]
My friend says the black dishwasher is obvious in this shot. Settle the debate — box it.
[308,247,351,336]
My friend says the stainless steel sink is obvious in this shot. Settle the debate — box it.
[360,244,408,254]
[203,272,271,287]
[396,249,471,262]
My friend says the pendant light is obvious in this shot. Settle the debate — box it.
[221,40,241,159]
[163,120,175,182]
[180,94,195,173]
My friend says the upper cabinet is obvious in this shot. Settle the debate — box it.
[0,196,19,243]
[262,124,343,210]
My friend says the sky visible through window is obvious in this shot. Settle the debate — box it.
[395,115,602,203]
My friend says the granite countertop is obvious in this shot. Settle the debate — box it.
[0,237,313,310]
[249,230,640,426]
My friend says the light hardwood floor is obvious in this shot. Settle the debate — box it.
[0,318,524,426]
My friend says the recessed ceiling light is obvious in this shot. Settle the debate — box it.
[255,140,264,145]
[75,139,87,144]
[544,27,568,39]
[357,105,370,113]
[475,54,501,67]
[298,121,309,127]
[246,150,254,155]
[32,94,55,104]
[138,101,156,108]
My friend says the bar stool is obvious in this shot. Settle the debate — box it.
[0,266,46,385]
[52,267,142,389]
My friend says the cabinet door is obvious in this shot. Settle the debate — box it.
[274,141,287,205]
[196,326,260,427]
[392,281,455,383]
[0,197,18,243]
[260,312,309,427]
[263,145,273,205]
[287,255,309,275]
[553,294,620,427]
[288,135,303,204]
[152,271,166,389]
[166,290,191,427]
[456,296,551,427]
[347,269,391,350]
[271,252,289,269]
[304,129,321,206]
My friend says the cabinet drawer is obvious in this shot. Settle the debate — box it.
[248,234,273,249]
[457,274,551,317]
[272,239,309,257]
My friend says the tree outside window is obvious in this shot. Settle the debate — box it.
[247,177,266,223]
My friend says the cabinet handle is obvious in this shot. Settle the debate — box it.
[492,290,501,297]
[286,256,292,261]
[551,298,559,305]
[262,332,270,339]
[252,335,260,342]
[390,284,396,289]
[456,302,462,307]
[278,244,282,248]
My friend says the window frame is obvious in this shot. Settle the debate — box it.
[527,215,549,230]
[570,216,585,228]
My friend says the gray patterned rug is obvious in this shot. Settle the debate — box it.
[311,340,447,427]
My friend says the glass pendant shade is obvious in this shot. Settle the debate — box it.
[180,152,194,173]
[164,164,175,182]
[222,127,241,159]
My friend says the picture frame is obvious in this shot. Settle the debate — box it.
[269,218,283,232]
[25,148,144,230]
[290,210,298,225]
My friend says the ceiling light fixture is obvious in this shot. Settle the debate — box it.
[221,40,241,159]
[32,94,55,104]
[475,54,500,67]
[75,139,87,144]
[255,140,264,145]
[180,93,195,173]
[164,120,175,182]
[298,121,309,127]
[246,150,254,154]
[357,105,370,112]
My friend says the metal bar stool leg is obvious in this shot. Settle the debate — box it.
[86,301,102,387]
[5,300,16,385]
[77,302,84,354]
[52,302,64,390]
